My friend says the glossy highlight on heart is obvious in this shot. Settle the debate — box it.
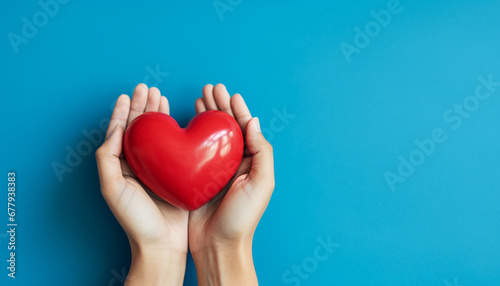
[123,110,244,211]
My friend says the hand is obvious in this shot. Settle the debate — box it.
[189,84,275,285]
[96,84,188,286]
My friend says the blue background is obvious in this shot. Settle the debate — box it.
[1,0,500,285]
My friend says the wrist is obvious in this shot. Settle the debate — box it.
[126,241,187,286]
[192,239,258,286]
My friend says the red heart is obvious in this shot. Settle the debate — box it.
[123,110,244,211]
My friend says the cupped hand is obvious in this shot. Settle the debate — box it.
[96,84,188,285]
[189,84,275,258]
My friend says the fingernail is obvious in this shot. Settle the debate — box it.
[253,117,261,133]
[106,124,119,140]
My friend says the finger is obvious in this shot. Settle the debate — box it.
[145,87,161,112]
[195,97,206,114]
[202,84,217,110]
[96,125,125,193]
[213,83,234,116]
[106,94,130,140]
[127,83,149,124]
[159,96,170,115]
[230,93,253,132]
[245,118,275,193]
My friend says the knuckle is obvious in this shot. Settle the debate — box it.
[95,147,106,160]
[265,141,274,153]
[270,181,275,191]
[269,174,276,189]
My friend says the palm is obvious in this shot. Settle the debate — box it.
[188,157,253,247]
[99,84,188,253]
[118,162,188,252]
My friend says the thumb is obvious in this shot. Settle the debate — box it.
[245,117,275,191]
[95,124,124,191]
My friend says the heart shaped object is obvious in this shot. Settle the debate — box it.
[123,110,244,211]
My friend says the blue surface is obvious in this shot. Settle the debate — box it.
[1,0,500,285]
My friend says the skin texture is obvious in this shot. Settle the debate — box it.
[96,83,275,285]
